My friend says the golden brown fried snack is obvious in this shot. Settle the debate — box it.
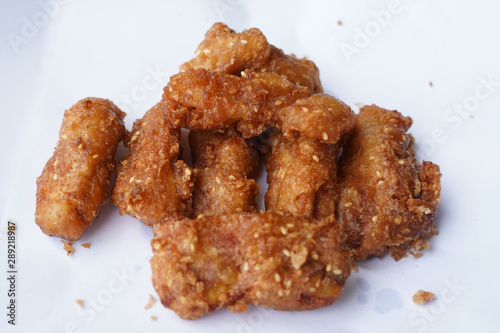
[162,68,310,137]
[337,105,441,261]
[151,212,351,320]
[259,45,323,94]
[189,129,260,217]
[35,98,126,241]
[263,129,338,219]
[112,103,194,225]
[272,94,356,144]
[180,22,271,75]
[181,24,322,94]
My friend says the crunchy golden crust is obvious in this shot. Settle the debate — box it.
[180,22,271,75]
[337,105,441,261]
[189,129,260,217]
[112,103,194,225]
[180,24,322,94]
[272,94,356,144]
[151,212,351,320]
[259,45,323,94]
[162,68,310,138]
[263,129,338,219]
[35,98,126,241]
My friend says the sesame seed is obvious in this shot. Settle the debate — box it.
[129,176,135,183]
[228,175,236,181]
[280,226,288,235]
[311,252,319,260]
[283,249,291,257]
[93,154,99,159]
[376,171,382,177]
[62,135,68,139]
[344,202,352,207]
[369,156,375,160]
[326,264,332,272]
[53,174,58,180]
[424,208,431,214]
[190,244,195,252]
[398,160,405,165]
[310,287,316,292]
[240,71,248,78]
[285,280,292,288]
[274,273,281,282]
[255,291,262,298]
[372,216,379,222]
[241,39,248,44]
[333,269,343,275]
[243,262,249,271]
[278,290,284,296]
[322,132,328,141]
[254,232,260,238]
[312,155,320,163]
[53,160,58,167]
[274,100,282,106]
[197,213,205,219]
[302,107,309,112]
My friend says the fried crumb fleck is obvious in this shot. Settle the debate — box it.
[429,81,433,87]
[61,240,74,256]
[337,20,343,26]
[412,290,435,304]
[76,299,84,307]
[145,294,155,309]
[151,316,157,321]
[81,243,91,249]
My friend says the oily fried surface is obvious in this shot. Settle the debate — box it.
[112,103,194,225]
[259,45,323,94]
[162,68,310,137]
[35,98,126,241]
[180,22,271,75]
[263,129,339,219]
[272,94,356,144]
[151,212,351,319]
[180,23,323,94]
[337,105,441,261]
[189,129,260,217]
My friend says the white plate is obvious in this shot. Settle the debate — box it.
[1,1,500,332]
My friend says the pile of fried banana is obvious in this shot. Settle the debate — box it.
[35,23,441,320]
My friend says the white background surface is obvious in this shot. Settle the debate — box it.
[1,0,500,332]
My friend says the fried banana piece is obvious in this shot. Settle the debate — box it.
[263,129,338,218]
[112,103,194,225]
[151,212,350,320]
[35,98,126,241]
[162,68,310,137]
[272,94,356,144]
[337,105,441,261]
[259,45,323,94]
[180,22,271,75]
[190,129,259,217]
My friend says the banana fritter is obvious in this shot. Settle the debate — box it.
[35,98,126,241]
[112,103,194,225]
[337,105,441,261]
[263,129,339,219]
[151,212,351,320]
[189,129,260,217]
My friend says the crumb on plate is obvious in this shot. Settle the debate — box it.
[413,290,435,304]
[61,240,74,256]
[76,299,84,307]
[81,242,91,249]
[151,316,157,321]
[145,294,155,309]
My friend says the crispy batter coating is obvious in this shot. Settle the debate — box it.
[263,129,339,219]
[337,105,441,261]
[189,129,260,217]
[35,98,126,241]
[180,22,271,75]
[151,212,351,319]
[162,68,310,137]
[272,94,355,144]
[112,103,194,225]
[259,45,323,94]
[180,23,323,94]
